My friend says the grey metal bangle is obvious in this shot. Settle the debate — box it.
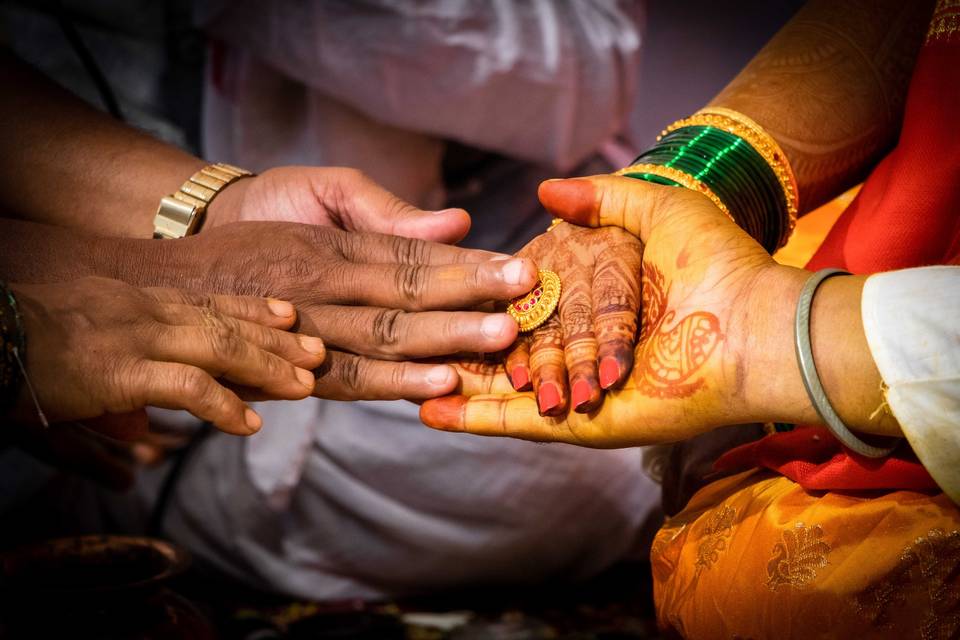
[794,268,897,458]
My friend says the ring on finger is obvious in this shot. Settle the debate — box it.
[507,269,561,333]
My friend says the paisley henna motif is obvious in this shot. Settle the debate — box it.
[640,260,668,340]
[636,262,722,399]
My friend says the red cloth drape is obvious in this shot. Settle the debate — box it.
[716,5,960,491]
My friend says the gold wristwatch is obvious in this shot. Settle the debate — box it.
[152,162,253,239]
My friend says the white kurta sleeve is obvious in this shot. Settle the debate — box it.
[861,266,960,504]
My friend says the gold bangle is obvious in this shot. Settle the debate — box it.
[546,217,564,231]
[153,162,254,239]
[615,163,735,223]
[663,107,799,245]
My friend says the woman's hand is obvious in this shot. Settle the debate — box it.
[421,175,810,446]
[9,277,327,437]
[506,223,642,414]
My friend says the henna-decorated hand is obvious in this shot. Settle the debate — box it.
[421,175,785,446]
[505,223,642,415]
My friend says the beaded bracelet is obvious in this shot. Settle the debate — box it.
[617,107,798,253]
[0,282,26,410]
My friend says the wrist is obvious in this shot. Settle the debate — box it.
[203,175,251,231]
[84,233,200,290]
[740,264,813,423]
[743,267,899,436]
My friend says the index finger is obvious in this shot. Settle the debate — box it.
[335,229,508,266]
[335,259,538,311]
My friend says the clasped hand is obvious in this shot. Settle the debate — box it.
[422,175,790,446]
[119,167,541,402]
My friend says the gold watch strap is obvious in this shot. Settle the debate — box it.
[153,162,253,239]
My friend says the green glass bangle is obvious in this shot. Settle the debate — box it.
[646,127,786,231]
[625,124,790,253]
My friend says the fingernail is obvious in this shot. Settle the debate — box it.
[426,365,453,387]
[268,299,295,317]
[420,396,467,430]
[481,314,510,339]
[245,408,262,431]
[510,365,530,390]
[572,379,592,410]
[599,357,621,389]
[298,335,325,355]
[500,259,526,285]
[431,207,463,216]
[537,382,561,414]
[295,367,316,389]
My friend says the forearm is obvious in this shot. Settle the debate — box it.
[0,51,206,238]
[0,219,190,286]
[749,268,901,437]
[708,0,932,212]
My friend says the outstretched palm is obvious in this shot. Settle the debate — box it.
[421,175,782,446]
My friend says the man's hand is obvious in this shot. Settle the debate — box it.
[206,166,472,243]
[10,277,326,436]
[155,222,538,401]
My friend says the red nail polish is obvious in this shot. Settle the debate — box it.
[511,366,530,390]
[419,397,467,430]
[599,357,621,389]
[571,379,592,410]
[537,382,561,414]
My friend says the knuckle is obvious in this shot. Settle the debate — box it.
[384,193,417,222]
[330,227,360,259]
[190,291,215,309]
[336,166,365,185]
[336,355,364,393]
[177,367,213,404]
[208,327,244,360]
[371,308,404,347]
[561,300,592,326]
[468,264,486,291]
[389,363,407,393]
[388,234,429,265]
[392,264,428,304]
[258,326,284,353]
[440,314,465,343]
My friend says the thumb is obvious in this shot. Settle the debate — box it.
[537,175,692,244]
[390,206,473,244]
[334,170,472,243]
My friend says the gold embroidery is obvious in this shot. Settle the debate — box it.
[695,505,737,574]
[766,522,831,591]
[927,0,960,43]
[908,528,960,640]
[853,528,960,638]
